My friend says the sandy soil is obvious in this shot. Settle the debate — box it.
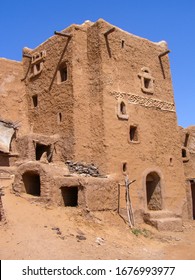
[1,185,195,260]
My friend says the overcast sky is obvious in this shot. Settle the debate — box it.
[0,0,194,128]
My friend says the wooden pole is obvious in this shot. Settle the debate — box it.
[125,175,136,228]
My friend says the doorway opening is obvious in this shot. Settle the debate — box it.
[146,172,162,210]
[22,172,41,196]
[191,183,195,219]
[61,186,78,207]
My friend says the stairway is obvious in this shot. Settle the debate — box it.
[119,208,183,231]
[143,210,183,232]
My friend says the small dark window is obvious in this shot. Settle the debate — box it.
[191,182,195,220]
[138,67,154,94]
[182,148,187,158]
[182,147,189,162]
[58,112,62,124]
[36,63,41,72]
[123,162,127,172]
[184,133,189,147]
[130,126,138,142]
[169,157,173,166]
[36,143,52,162]
[144,78,151,89]
[60,66,67,82]
[121,40,125,48]
[120,101,126,115]
[61,187,78,207]
[32,95,38,107]
[57,63,68,84]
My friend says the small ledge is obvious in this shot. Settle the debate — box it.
[0,152,19,157]
[117,113,129,120]
[183,157,189,163]
[129,140,140,144]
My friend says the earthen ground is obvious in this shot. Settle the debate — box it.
[1,186,195,260]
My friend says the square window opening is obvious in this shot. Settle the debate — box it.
[36,143,52,162]
[61,186,78,207]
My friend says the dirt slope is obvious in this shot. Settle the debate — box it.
[1,185,195,260]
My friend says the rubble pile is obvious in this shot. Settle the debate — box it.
[65,161,102,177]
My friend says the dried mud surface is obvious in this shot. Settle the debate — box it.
[0,186,195,260]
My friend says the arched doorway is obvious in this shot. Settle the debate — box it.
[22,171,41,196]
[146,172,162,210]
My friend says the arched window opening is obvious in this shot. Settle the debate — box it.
[117,100,129,120]
[120,101,126,115]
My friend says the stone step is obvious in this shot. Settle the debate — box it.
[119,208,183,231]
[143,210,179,220]
[145,217,183,232]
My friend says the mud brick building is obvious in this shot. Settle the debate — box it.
[0,19,194,230]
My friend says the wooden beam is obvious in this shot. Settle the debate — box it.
[158,49,170,58]
[54,31,72,38]
[23,53,32,58]
[103,27,115,36]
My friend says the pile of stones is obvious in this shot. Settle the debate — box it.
[65,160,101,177]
